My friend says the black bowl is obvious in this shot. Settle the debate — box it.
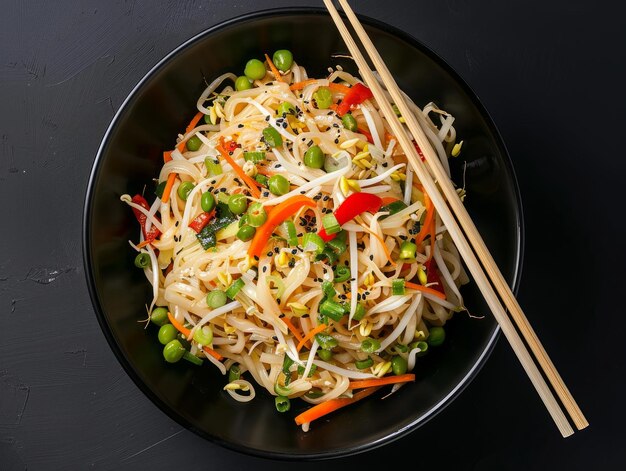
[82,7,523,460]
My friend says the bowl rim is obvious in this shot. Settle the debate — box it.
[82,5,525,460]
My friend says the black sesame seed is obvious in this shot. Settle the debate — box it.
[253,256,259,261]
[369,255,374,261]
[265,116,270,121]
[273,247,280,254]
[262,266,267,273]
[291,249,297,254]
[334,138,339,144]
[382,162,388,167]
[237,123,244,128]
[267,251,273,257]
[272,335,278,341]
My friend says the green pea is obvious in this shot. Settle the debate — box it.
[342,113,358,131]
[200,191,216,212]
[150,307,169,326]
[277,101,295,116]
[235,75,252,91]
[355,356,374,369]
[206,289,227,308]
[268,174,290,196]
[361,338,381,354]
[246,202,267,227]
[303,145,324,169]
[193,325,214,345]
[177,181,195,201]
[158,324,178,345]
[228,194,248,215]
[237,224,256,242]
[186,135,202,151]
[163,339,186,363]
[134,252,150,269]
[427,326,446,347]
[244,58,266,80]
[317,349,333,361]
[262,126,283,147]
[391,355,408,375]
[410,340,429,357]
[313,86,333,109]
[272,49,293,72]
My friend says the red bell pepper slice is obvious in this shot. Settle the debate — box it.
[131,194,161,242]
[189,210,215,233]
[357,127,374,144]
[336,83,374,116]
[424,258,444,294]
[318,193,383,241]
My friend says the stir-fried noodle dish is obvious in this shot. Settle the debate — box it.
[122,49,470,430]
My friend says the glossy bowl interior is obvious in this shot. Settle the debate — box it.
[83,7,523,460]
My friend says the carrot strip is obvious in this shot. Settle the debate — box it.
[135,239,152,249]
[216,138,261,199]
[294,386,380,426]
[296,323,328,352]
[168,311,191,338]
[405,281,447,300]
[163,150,173,162]
[380,196,399,206]
[265,53,284,83]
[185,111,204,133]
[415,192,434,246]
[349,374,415,390]
[161,173,177,204]
[202,346,224,361]
[289,79,317,91]
[328,82,352,94]
[282,316,306,347]
[354,218,396,267]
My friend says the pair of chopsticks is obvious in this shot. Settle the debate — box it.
[323,0,588,437]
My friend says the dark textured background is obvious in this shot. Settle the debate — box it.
[1,0,624,469]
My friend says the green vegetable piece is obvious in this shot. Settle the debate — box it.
[225,278,245,300]
[277,101,295,116]
[206,289,227,308]
[333,265,350,283]
[272,49,293,72]
[274,381,291,397]
[134,252,150,269]
[321,281,336,298]
[186,135,202,151]
[352,302,366,321]
[201,191,216,212]
[193,325,214,345]
[244,58,266,80]
[268,174,290,195]
[183,351,203,366]
[301,232,325,255]
[204,157,223,176]
[327,237,347,256]
[410,340,429,357]
[163,339,185,363]
[236,224,256,242]
[228,194,248,215]
[317,349,333,361]
[391,355,408,375]
[303,145,324,169]
[177,181,195,201]
[342,113,358,131]
[427,326,446,347]
[150,307,169,326]
[243,151,266,162]
[155,181,166,198]
[246,202,267,227]
[297,363,317,377]
[380,200,408,219]
[235,75,252,91]
[282,220,298,246]
[398,241,417,263]
[322,213,341,235]
[196,211,237,249]
[319,299,346,322]
[263,126,283,148]
[275,396,291,413]
[313,86,333,109]
[314,332,338,350]
[361,337,381,354]
[228,364,241,382]
[392,278,406,296]
[255,174,268,186]
[355,356,374,369]
[158,324,178,345]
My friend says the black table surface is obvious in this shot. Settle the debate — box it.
[2,1,624,469]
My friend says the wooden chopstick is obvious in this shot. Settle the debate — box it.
[323,0,587,436]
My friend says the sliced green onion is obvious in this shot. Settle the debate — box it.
[322,213,341,235]
[266,275,285,300]
[301,232,325,254]
[244,151,266,162]
[394,343,409,353]
[319,299,346,321]
[352,302,366,321]
[274,381,292,397]
[380,200,407,219]
[155,181,166,198]
[134,252,151,269]
[327,237,347,256]
[225,278,245,299]
[282,221,298,246]
[333,265,350,283]
[182,351,203,366]
[392,278,406,296]
[313,86,333,109]
[316,247,338,264]
[317,349,333,361]
[305,389,324,399]
[355,357,373,369]
[217,192,230,204]
[193,325,213,345]
[246,202,267,227]
[314,332,338,350]
[204,157,223,176]
[282,354,294,375]
[275,396,291,413]
[409,340,429,357]
[228,364,241,382]
[361,338,381,354]
[321,281,336,299]
[297,363,317,377]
